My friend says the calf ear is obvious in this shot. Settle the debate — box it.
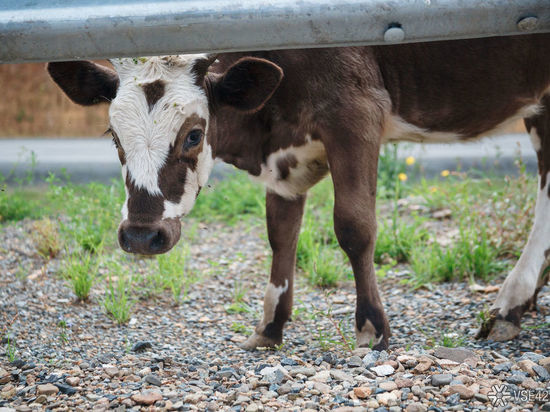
[211,57,283,112]
[47,61,119,106]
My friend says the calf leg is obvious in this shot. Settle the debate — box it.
[479,95,550,341]
[242,192,306,349]
[321,116,390,350]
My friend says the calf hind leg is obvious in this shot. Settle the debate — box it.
[478,95,550,341]
[242,192,306,349]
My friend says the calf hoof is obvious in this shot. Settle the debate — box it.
[487,320,522,341]
[476,312,521,341]
[241,332,281,351]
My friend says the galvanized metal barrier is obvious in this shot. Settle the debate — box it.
[1,0,549,63]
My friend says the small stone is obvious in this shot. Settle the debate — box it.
[37,383,59,396]
[432,374,453,387]
[131,341,153,353]
[103,365,119,378]
[144,374,162,386]
[433,347,477,364]
[533,364,550,381]
[406,402,427,412]
[137,367,151,377]
[506,374,525,384]
[379,381,398,391]
[66,376,80,386]
[289,367,315,377]
[363,351,379,367]
[446,392,461,405]
[311,370,331,382]
[377,391,397,406]
[449,384,474,399]
[313,382,331,394]
[493,362,512,373]
[371,364,395,377]
[518,359,537,375]
[354,386,372,398]
[35,395,47,404]
[55,383,77,395]
[348,356,363,367]
[395,378,414,388]
[131,390,162,405]
[330,369,354,382]
[474,393,489,402]
[216,367,236,379]
[413,358,433,373]
[260,365,288,385]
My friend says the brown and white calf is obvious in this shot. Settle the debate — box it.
[47,33,550,350]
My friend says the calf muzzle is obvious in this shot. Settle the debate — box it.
[118,218,181,255]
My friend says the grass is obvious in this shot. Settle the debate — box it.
[61,251,98,301]
[0,147,539,336]
[103,275,135,324]
[154,245,198,304]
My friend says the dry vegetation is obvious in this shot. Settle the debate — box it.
[0,62,109,137]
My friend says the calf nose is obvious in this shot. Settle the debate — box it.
[118,224,168,255]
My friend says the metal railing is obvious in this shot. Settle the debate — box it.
[1,0,549,63]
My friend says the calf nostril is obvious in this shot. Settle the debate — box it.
[149,230,166,252]
[119,229,132,252]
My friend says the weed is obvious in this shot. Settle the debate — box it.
[155,245,198,304]
[32,218,62,259]
[225,281,255,314]
[438,330,466,348]
[230,322,252,335]
[62,251,98,301]
[103,275,135,324]
[5,334,16,362]
[57,316,71,344]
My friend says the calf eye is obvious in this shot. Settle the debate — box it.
[185,129,203,149]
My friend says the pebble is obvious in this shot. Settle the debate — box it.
[431,374,453,387]
[144,374,162,386]
[371,364,395,377]
[36,383,59,396]
[433,347,477,364]
[131,341,153,353]
[448,384,475,399]
[131,390,162,405]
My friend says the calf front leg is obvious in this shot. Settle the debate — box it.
[242,192,306,350]
[478,95,550,340]
[322,119,390,350]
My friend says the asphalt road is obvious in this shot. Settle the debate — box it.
[0,133,537,184]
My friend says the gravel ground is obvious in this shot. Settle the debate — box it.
[1,218,550,412]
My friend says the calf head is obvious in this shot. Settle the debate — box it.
[48,55,283,254]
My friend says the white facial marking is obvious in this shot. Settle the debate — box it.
[356,319,383,348]
[121,165,129,220]
[161,140,214,219]
[261,279,289,326]
[492,170,550,317]
[109,55,210,197]
[384,104,541,143]
[251,134,328,199]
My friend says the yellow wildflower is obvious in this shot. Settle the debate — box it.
[405,156,415,166]
[430,186,438,193]
[441,170,450,177]
[398,173,408,182]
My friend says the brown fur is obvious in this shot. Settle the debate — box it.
[141,80,165,112]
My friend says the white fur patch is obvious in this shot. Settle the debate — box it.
[356,319,383,348]
[121,165,129,220]
[492,170,550,316]
[384,104,541,143]
[161,141,214,219]
[251,135,328,198]
[529,127,542,152]
[262,280,289,326]
[109,55,209,196]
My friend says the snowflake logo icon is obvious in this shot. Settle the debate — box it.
[488,384,511,407]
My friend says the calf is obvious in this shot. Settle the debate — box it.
[48,33,550,350]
